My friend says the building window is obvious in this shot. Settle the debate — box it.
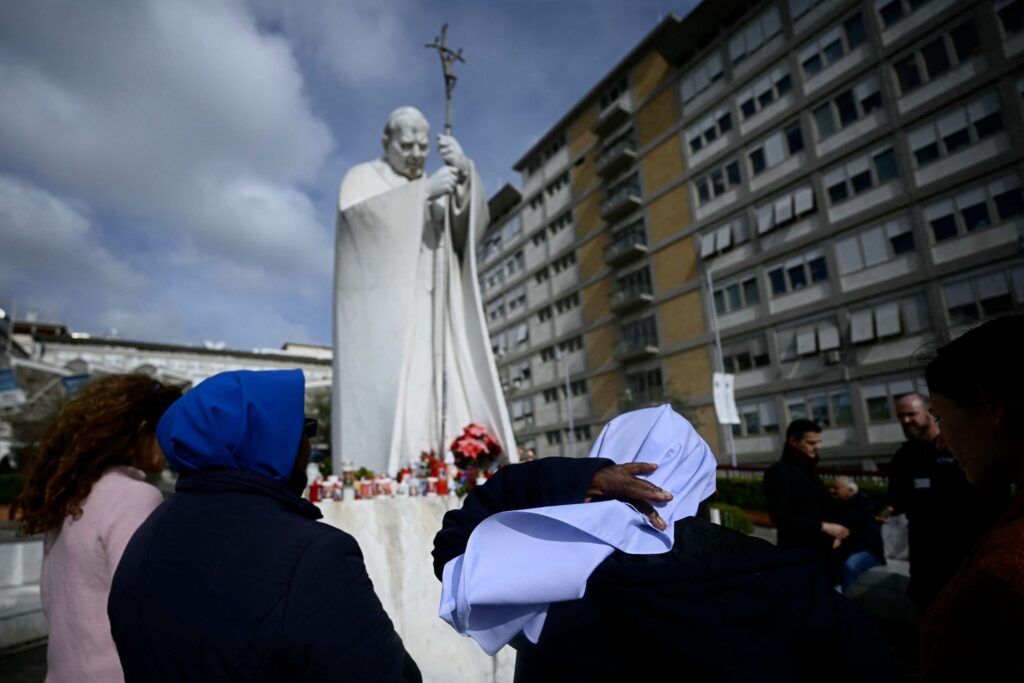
[823,145,899,206]
[777,317,841,362]
[545,430,561,445]
[554,292,580,314]
[875,0,937,29]
[534,267,550,284]
[615,267,652,295]
[924,174,1023,243]
[943,266,1024,326]
[510,322,529,347]
[506,285,527,316]
[729,6,783,65]
[568,425,593,441]
[722,336,770,373]
[892,18,980,94]
[599,77,629,111]
[525,157,541,177]
[755,184,815,235]
[528,195,543,212]
[687,105,733,155]
[543,134,566,160]
[543,388,559,403]
[559,337,583,355]
[681,51,724,104]
[737,65,792,121]
[700,214,752,259]
[786,388,854,427]
[549,212,573,235]
[733,399,780,437]
[506,251,525,278]
[812,74,883,141]
[696,159,742,206]
[747,122,804,176]
[545,172,569,196]
[510,398,534,423]
[835,216,915,275]
[789,0,831,21]
[799,12,867,79]
[621,316,658,346]
[502,215,523,243]
[626,368,663,401]
[713,275,760,315]
[767,249,829,297]
[538,306,552,322]
[862,377,917,422]
[551,252,577,274]
[532,230,547,247]
[491,332,506,356]
[997,0,1024,36]
[908,92,1004,169]
[849,292,931,344]
[486,299,506,323]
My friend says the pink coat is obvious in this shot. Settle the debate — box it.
[41,466,163,682]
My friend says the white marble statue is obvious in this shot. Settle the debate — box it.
[332,106,516,476]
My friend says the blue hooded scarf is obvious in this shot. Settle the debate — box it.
[156,369,305,482]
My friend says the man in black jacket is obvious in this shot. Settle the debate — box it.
[434,454,895,682]
[764,419,849,571]
[108,370,420,682]
[887,392,1008,613]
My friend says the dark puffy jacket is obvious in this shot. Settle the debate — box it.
[109,470,420,682]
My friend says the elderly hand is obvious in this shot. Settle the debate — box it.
[585,462,673,531]
[437,134,470,180]
[426,166,459,200]
[821,521,850,549]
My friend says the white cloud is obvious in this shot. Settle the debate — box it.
[0,175,146,322]
[247,0,427,88]
[0,0,334,294]
[0,0,338,346]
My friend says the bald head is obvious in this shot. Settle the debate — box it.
[381,106,430,180]
[896,392,938,442]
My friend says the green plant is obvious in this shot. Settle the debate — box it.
[711,502,754,535]
[714,477,767,511]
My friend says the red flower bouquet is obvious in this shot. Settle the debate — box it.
[450,423,502,472]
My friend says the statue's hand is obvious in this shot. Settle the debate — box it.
[426,166,458,200]
[437,134,470,181]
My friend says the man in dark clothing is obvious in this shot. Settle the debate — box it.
[108,370,420,682]
[828,476,886,592]
[764,420,849,568]
[434,455,895,681]
[887,392,1008,613]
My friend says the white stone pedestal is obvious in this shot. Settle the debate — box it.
[316,498,514,683]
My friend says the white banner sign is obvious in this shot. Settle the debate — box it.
[712,372,740,425]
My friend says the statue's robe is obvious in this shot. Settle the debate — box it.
[332,158,516,476]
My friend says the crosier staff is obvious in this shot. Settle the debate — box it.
[425,24,465,461]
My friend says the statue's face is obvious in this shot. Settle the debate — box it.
[383,118,429,180]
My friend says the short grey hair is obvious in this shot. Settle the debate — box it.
[383,106,428,139]
[834,475,858,493]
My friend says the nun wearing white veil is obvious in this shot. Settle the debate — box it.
[432,405,896,682]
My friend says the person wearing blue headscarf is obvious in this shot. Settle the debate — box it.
[432,405,896,681]
[108,369,420,682]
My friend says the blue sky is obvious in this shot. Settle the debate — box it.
[0,0,699,350]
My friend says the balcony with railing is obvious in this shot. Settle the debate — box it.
[596,137,637,177]
[604,224,648,266]
[609,282,654,313]
[614,334,659,363]
[600,177,642,222]
[592,96,633,137]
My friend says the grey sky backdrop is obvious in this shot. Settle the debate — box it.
[0,0,700,350]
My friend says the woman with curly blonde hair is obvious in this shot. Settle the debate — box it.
[12,373,182,682]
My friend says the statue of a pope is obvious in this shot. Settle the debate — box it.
[332,106,516,476]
